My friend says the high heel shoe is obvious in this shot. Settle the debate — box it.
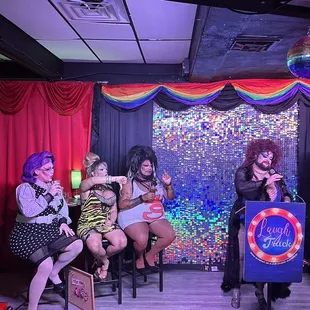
[136,267,149,275]
[92,258,108,282]
[231,288,240,309]
[53,282,65,293]
[144,260,159,273]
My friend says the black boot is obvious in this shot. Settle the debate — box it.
[255,289,267,310]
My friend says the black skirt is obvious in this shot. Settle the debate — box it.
[9,218,79,266]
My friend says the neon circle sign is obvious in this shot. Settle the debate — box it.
[247,208,303,265]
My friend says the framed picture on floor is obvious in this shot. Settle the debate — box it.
[68,266,95,310]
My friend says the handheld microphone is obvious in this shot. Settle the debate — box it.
[269,168,286,189]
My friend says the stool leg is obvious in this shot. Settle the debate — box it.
[84,250,90,273]
[159,250,163,292]
[132,249,137,298]
[64,267,69,310]
[111,256,116,292]
[118,251,123,304]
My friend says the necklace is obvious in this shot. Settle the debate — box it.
[252,165,268,180]
[139,181,152,190]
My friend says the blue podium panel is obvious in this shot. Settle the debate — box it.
[244,201,306,283]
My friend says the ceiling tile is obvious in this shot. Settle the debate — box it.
[70,22,135,40]
[85,40,144,63]
[0,0,78,40]
[37,40,99,62]
[140,40,190,64]
[126,0,197,40]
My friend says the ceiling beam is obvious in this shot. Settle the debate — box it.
[0,62,42,80]
[166,0,310,18]
[0,14,63,80]
[188,6,210,79]
[0,61,186,83]
[62,62,186,83]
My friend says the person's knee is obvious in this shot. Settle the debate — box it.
[165,229,176,245]
[134,234,148,249]
[116,235,127,250]
[38,257,53,275]
[73,239,83,254]
[87,240,103,255]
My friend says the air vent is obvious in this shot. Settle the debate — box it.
[230,36,282,52]
[55,0,130,23]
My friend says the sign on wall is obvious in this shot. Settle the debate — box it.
[244,201,306,283]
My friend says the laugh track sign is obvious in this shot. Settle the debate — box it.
[244,201,305,283]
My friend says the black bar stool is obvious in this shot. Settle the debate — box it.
[84,239,123,304]
[124,233,164,298]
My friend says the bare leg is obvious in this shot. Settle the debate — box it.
[97,229,128,277]
[49,239,83,284]
[86,233,109,279]
[124,222,149,269]
[104,229,127,257]
[28,257,53,310]
[146,219,175,266]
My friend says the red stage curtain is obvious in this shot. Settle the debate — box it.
[0,81,36,115]
[0,81,93,271]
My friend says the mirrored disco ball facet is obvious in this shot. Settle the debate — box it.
[287,36,310,79]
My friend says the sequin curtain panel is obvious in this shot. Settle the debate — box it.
[95,82,310,264]
[152,103,298,266]
[0,81,94,271]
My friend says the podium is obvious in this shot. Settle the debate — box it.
[243,201,306,309]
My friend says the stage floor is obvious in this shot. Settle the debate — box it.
[0,270,310,309]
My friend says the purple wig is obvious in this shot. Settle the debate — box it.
[22,151,55,183]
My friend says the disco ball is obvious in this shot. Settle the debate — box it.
[287,36,310,79]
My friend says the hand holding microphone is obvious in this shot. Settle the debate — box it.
[266,168,285,187]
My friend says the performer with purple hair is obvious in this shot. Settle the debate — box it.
[118,145,176,274]
[9,151,83,310]
[221,139,292,309]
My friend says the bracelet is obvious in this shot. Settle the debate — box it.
[139,195,144,203]
[165,183,172,188]
[106,175,112,184]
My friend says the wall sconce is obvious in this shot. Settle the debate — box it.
[71,170,82,200]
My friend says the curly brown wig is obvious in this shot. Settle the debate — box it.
[241,139,283,168]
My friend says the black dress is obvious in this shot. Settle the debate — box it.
[9,182,78,267]
[221,166,292,300]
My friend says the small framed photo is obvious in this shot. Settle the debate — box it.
[68,267,95,310]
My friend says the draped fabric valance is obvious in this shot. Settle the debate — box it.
[101,79,310,111]
[0,81,94,116]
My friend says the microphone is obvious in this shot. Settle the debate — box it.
[269,168,286,189]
